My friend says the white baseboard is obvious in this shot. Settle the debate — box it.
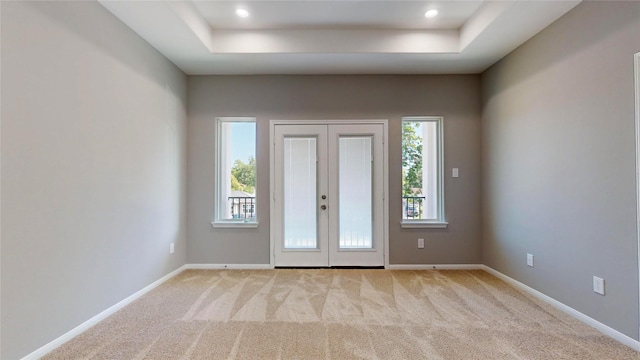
[481,265,640,352]
[386,264,483,270]
[187,264,480,271]
[185,263,272,270]
[21,265,187,360]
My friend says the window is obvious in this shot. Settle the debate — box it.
[401,116,446,228]
[213,117,257,227]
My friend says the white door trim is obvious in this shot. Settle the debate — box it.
[269,119,389,268]
[634,52,640,339]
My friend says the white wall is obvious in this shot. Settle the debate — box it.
[0,2,187,359]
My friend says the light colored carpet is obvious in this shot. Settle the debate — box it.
[44,269,639,359]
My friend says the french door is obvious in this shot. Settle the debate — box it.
[272,123,385,267]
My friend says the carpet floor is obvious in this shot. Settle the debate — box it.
[44,269,639,359]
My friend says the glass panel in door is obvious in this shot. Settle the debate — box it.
[283,138,317,249]
[338,137,373,249]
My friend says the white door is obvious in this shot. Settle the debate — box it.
[273,123,384,267]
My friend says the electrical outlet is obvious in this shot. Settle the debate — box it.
[418,238,424,249]
[170,243,175,255]
[593,276,605,295]
[527,253,534,267]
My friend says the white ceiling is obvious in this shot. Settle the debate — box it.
[192,1,485,30]
[98,0,582,75]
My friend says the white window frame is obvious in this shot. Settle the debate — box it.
[211,117,259,228]
[634,52,640,322]
[400,116,447,228]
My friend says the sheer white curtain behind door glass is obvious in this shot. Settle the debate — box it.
[339,137,373,249]
[284,138,318,249]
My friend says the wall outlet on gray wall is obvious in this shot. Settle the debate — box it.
[527,253,534,267]
[593,276,605,295]
[170,243,175,255]
[417,238,424,249]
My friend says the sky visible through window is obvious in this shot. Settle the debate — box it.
[230,122,256,164]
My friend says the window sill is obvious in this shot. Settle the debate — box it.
[400,221,448,229]
[211,221,259,229]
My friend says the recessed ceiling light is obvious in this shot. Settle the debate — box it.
[425,9,439,18]
[236,8,249,18]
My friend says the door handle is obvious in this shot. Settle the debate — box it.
[321,204,327,210]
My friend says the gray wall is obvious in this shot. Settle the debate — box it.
[1,2,188,359]
[481,1,640,340]
[187,75,482,265]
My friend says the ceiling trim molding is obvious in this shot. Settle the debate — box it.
[165,1,215,53]
[209,29,459,54]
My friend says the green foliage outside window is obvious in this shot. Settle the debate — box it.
[402,122,423,197]
[231,156,256,194]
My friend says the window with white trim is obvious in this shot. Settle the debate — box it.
[401,116,446,228]
[213,117,257,227]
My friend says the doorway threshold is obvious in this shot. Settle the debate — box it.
[275,266,385,270]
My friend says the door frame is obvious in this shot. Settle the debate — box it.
[634,52,640,336]
[269,119,389,268]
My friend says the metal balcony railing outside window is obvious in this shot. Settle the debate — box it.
[229,196,256,220]
[402,196,425,220]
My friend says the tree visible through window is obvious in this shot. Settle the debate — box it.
[402,122,423,218]
[401,117,445,224]
[232,157,256,194]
